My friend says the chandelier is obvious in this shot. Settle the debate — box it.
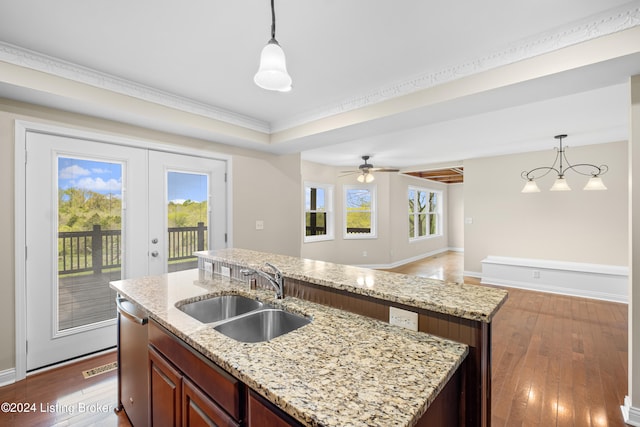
[521,134,608,193]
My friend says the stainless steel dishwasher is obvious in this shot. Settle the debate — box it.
[116,296,149,427]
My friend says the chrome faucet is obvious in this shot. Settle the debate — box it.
[241,262,284,299]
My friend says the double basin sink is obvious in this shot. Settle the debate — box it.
[176,295,311,343]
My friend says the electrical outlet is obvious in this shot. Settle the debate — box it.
[255,220,264,230]
[203,260,213,280]
[532,270,540,279]
[221,266,231,278]
[203,260,213,273]
[389,307,418,331]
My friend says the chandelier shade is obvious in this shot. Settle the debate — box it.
[254,0,292,92]
[521,134,609,193]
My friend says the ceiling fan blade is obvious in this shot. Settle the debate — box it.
[369,167,400,172]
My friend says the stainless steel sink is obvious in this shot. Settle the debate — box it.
[213,308,311,343]
[177,295,263,324]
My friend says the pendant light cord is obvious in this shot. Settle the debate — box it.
[270,0,276,41]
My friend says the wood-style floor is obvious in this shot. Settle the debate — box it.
[391,251,628,427]
[0,251,628,426]
[0,351,131,427]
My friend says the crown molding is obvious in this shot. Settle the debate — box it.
[1,2,639,137]
[0,41,271,134]
[270,1,640,132]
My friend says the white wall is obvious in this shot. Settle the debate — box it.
[464,140,628,274]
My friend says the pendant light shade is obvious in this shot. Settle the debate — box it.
[584,175,607,191]
[550,176,571,191]
[254,0,292,92]
[254,39,292,92]
[521,179,541,193]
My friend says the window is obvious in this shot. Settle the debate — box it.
[344,185,376,239]
[304,182,334,242]
[409,186,442,240]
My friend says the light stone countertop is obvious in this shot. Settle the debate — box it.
[110,269,468,427]
[195,248,508,322]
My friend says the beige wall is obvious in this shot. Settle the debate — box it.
[0,98,301,372]
[447,183,464,250]
[300,161,451,266]
[464,140,629,274]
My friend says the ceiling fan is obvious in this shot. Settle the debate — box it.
[342,156,400,182]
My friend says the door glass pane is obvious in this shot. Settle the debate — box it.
[57,157,122,331]
[167,171,209,272]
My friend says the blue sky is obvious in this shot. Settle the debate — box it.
[58,159,208,204]
[168,172,208,203]
[58,158,122,195]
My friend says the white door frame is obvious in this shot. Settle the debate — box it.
[14,120,233,381]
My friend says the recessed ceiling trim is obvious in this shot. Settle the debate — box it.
[270,2,640,133]
[0,41,272,134]
[0,2,638,141]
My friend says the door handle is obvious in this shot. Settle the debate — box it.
[151,251,159,257]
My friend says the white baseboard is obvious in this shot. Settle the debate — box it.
[481,256,628,303]
[0,368,16,387]
[357,247,455,270]
[622,396,640,426]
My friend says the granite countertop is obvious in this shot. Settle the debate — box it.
[110,269,468,427]
[195,248,508,322]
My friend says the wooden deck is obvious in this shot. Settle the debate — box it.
[58,271,121,331]
[58,258,198,331]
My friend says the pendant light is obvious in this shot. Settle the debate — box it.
[254,0,292,92]
[521,134,609,193]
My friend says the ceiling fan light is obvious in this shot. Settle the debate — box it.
[365,173,375,183]
[521,179,540,193]
[254,40,292,92]
[357,173,365,183]
[550,176,571,191]
[584,175,607,191]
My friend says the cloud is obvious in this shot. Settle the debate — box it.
[74,177,122,192]
[59,165,90,179]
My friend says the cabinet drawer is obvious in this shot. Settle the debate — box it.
[149,320,242,421]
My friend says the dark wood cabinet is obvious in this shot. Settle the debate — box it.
[247,390,303,427]
[149,345,182,427]
[183,377,239,427]
[149,321,242,427]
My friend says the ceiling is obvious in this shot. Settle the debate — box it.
[1,1,640,178]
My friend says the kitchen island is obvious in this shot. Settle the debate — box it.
[195,249,508,427]
[111,269,469,426]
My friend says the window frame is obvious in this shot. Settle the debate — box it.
[408,185,443,241]
[303,181,334,243]
[343,184,377,240]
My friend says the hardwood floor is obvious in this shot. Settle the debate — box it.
[0,351,130,427]
[389,251,629,427]
[0,251,628,426]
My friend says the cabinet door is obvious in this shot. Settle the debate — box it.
[247,390,303,427]
[149,346,182,427]
[183,378,239,427]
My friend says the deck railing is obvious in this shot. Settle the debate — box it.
[58,223,207,275]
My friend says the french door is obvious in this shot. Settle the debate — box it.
[25,131,226,371]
